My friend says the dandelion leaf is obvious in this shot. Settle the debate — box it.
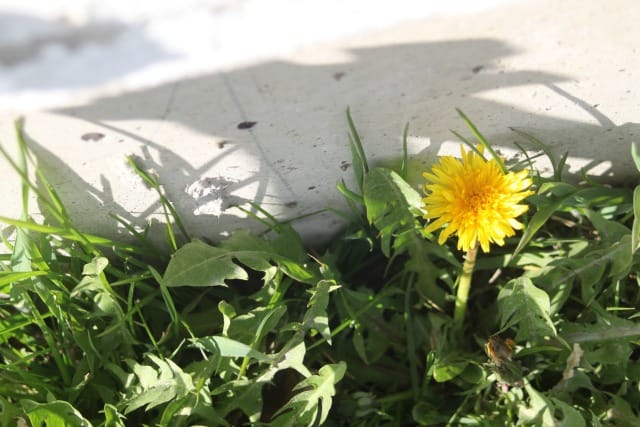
[497,277,556,341]
[164,230,314,287]
[21,399,93,427]
[363,168,423,257]
[302,280,333,344]
[363,168,447,307]
[123,355,194,414]
[272,362,346,426]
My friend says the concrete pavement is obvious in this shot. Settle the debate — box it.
[1,0,638,246]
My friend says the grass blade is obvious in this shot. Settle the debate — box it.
[455,109,506,173]
[401,122,410,180]
[346,107,369,192]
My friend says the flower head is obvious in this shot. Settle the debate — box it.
[422,145,533,253]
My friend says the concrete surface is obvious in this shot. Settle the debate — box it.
[1,0,639,246]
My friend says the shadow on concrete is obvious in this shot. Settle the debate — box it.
[22,37,638,245]
[0,12,178,91]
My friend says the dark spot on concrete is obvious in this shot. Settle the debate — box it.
[333,71,345,81]
[472,65,484,74]
[340,161,351,171]
[308,186,316,190]
[81,132,105,142]
[285,201,297,208]
[237,121,257,129]
[217,140,228,149]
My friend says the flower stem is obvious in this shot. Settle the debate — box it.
[454,244,478,331]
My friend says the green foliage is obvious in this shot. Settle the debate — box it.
[1,112,640,426]
[497,277,556,341]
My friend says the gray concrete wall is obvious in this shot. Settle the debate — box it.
[1,0,638,246]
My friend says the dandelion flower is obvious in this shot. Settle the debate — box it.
[422,145,533,253]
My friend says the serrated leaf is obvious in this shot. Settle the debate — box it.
[363,168,423,257]
[560,303,640,349]
[124,355,195,414]
[258,339,312,381]
[272,362,346,426]
[303,280,333,344]
[164,233,314,287]
[542,238,631,302]
[498,277,556,341]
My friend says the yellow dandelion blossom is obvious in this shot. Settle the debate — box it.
[422,145,533,253]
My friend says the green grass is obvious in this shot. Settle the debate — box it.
[1,111,640,426]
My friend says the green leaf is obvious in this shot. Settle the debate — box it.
[540,237,631,303]
[518,384,556,426]
[222,229,313,283]
[21,399,93,427]
[581,208,630,243]
[227,305,287,348]
[124,355,195,414]
[363,167,423,257]
[632,142,640,174]
[512,183,577,260]
[219,300,237,336]
[607,393,640,427]
[303,280,334,344]
[433,358,468,383]
[190,336,272,363]
[272,362,346,426]
[213,378,265,422]
[401,121,410,180]
[346,107,369,192]
[510,127,568,180]
[560,303,640,349]
[497,277,556,341]
[0,271,49,293]
[164,232,314,287]
[632,185,640,254]
[519,386,585,426]
[81,257,108,276]
[71,258,120,318]
[163,240,248,287]
[103,403,126,427]
[550,399,586,427]
[257,339,312,381]
[455,108,506,173]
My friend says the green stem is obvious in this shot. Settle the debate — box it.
[453,245,478,331]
